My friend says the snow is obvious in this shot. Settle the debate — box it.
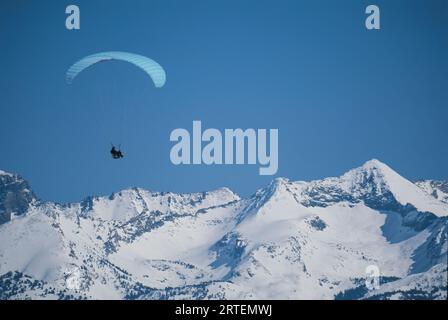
[0,170,13,177]
[358,160,448,216]
[415,180,448,204]
[285,159,448,217]
[86,187,239,222]
[0,159,446,299]
[363,263,447,300]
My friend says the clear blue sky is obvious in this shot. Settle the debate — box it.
[0,0,447,203]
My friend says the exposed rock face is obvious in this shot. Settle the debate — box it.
[0,171,36,224]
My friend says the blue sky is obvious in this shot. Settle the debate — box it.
[0,0,447,203]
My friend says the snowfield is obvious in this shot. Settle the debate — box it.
[0,159,446,300]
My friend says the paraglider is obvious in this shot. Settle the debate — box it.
[110,145,124,159]
[66,51,166,159]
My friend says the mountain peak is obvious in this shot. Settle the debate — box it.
[360,158,392,171]
[269,177,290,190]
[340,159,448,216]
[273,177,290,184]
[341,158,405,188]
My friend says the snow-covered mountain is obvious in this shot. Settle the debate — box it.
[0,160,446,300]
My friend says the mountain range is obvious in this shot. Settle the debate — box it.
[0,160,446,300]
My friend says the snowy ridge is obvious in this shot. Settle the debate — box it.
[0,170,14,177]
[415,180,448,205]
[0,159,446,299]
[79,187,239,222]
[363,263,447,300]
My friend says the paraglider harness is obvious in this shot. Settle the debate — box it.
[110,144,124,159]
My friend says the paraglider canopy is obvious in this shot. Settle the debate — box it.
[66,51,166,88]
